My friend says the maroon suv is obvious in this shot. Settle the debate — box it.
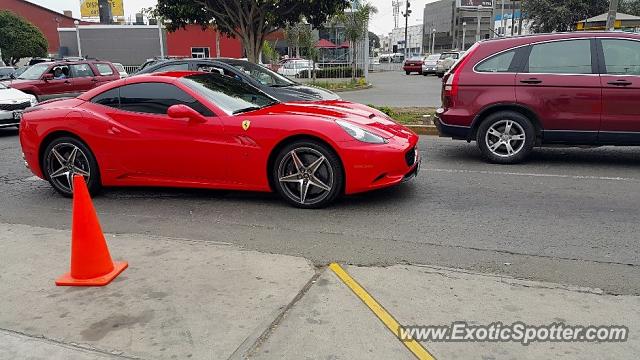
[435,32,640,163]
[4,60,119,101]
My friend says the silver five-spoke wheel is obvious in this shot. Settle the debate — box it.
[45,142,91,194]
[277,147,334,206]
[485,120,526,158]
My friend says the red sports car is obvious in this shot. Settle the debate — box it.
[20,72,420,208]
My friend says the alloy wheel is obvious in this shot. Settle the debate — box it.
[277,147,334,206]
[46,143,91,194]
[485,120,526,158]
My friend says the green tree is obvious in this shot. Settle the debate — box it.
[521,0,608,33]
[620,0,640,16]
[154,0,349,63]
[368,31,380,50]
[335,2,377,79]
[0,11,47,66]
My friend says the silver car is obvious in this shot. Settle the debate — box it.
[435,51,465,78]
[421,54,441,76]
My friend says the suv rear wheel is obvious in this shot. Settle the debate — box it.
[476,111,535,164]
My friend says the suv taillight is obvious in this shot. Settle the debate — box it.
[442,44,479,108]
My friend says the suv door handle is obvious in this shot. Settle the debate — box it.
[520,78,542,84]
[607,79,632,86]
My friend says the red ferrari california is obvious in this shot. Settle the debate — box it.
[20,72,420,208]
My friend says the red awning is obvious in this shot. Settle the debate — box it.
[315,39,337,49]
[338,41,350,48]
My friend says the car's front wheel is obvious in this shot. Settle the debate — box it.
[42,136,101,197]
[272,140,343,209]
[476,111,535,164]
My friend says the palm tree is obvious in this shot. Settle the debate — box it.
[335,2,378,80]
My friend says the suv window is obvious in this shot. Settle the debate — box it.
[91,88,120,108]
[526,39,592,74]
[156,63,190,72]
[70,64,95,78]
[95,63,114,76]
[119,82,213,116]
[601,39,640,75]
[476,50,516,73]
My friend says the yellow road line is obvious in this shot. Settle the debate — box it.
[329,263,436,360]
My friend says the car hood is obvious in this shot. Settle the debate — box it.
[267,84,340,102]
[0,87,32,102]
[2,79,36,88]
[252,100,415,139]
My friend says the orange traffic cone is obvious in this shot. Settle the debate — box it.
[55,175,128,286]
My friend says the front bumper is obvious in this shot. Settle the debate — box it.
[340,134,421,194]
[0,110,22,128]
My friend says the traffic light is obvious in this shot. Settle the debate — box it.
[404,1,412,17]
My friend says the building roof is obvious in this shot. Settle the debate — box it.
[21,0,84,22]
[582,12,640,23]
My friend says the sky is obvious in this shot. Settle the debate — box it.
[27,0,435,36]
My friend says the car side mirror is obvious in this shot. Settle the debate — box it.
[167,104,207,124]
[43,73,54,81]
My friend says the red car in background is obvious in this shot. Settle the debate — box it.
[435,32,640,163]
[20,72,420,208]
[5,60,120,101]
[403,56,424,75]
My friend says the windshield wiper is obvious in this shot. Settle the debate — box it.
[232,106,262,115]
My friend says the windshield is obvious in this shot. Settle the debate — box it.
[427,55,441,61]
[0,83,6,89]
[222,60,295,87]
[0,68,14,75]
[114,64,125,72]
[180,73,279,115]
[18,63,49,80]
[440,53,459,60]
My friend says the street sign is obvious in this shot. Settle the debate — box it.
[457,0,493,7]
[80,0,124,18]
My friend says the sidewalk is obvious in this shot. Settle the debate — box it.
[1,223,638,359]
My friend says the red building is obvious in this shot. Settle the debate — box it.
[2,0,86,55]
[166,25,243,58]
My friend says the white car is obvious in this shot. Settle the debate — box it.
[0,82,37,128]
[113,63,128,78]
[277,59,318,77]
[421,54,441,76]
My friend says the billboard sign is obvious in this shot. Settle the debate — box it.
[80,0,124,18]
[457,0,493,7]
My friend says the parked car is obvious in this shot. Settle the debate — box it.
[3,60,120,101]
[277,59,319,77]
[0,67,15,80]
[13,66,28,79]
[20,71,420,208]
[403,56,424,75]
[112,63,128,78]
[0,82,37,128]
[135,58,339,102]
[435,51,464,77]
[422,54,441,75]
[435,32,640,164]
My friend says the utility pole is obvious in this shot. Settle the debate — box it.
[510,1,516,36]
[462,21,467,51]
[501,0,505,37]
[606,0,619,31]
[402,1,412,59]
[476,5,483,42]
[431,28,436,54]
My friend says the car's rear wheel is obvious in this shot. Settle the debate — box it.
[476,111,535,164]
[406,71,411,75]
[42,137,101,197]
[272,140,343,209]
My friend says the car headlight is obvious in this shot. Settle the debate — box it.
[29,95,37,106]
[335,120,387,144]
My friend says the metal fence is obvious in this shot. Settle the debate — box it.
[123,65,139,74]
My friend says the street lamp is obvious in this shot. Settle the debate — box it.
[476,5,483,42]
[462,21,467,51]
[74,20,82,58]
[431,28,436,54]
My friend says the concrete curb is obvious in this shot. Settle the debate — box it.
[405,124,439,136]
[332,84,373,93]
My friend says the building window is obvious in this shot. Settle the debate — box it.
[191,47,210,58]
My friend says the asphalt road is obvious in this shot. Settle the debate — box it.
[340,71,442,108]
[1,128,639,295]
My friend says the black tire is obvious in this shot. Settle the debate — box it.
[436,73,444,78]
[406,71,411,75]
[42,136,102,197]
[476,111,535,164]
[422,72,428,76]
[272,140,343,209]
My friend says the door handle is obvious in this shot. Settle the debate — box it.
[520,78,542,84]
[607,80,632,86]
